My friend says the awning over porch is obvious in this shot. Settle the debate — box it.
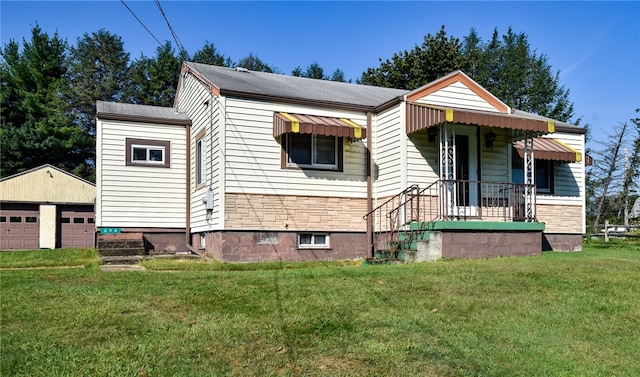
[273,112,366,139]
[513,138,582,163]
[406,102,554,135]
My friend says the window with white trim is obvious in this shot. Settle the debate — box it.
[285,133,341,171]
[132,144,165,164]
[298,233,330,248]
[126,138,170,168]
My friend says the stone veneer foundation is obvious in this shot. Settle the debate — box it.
[199,231,366,263]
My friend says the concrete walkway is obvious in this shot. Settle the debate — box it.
[100,264,146,272]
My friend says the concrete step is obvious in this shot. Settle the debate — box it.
[98,248,146,257]
[100,255,146,265]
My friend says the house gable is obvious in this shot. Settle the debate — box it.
[407,71,510,113]
[0,164,95,204]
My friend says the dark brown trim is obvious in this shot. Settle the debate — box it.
[366,112,373,259]
[186,124,191,247]
[97,112,192,126]
[125,138,171,168]
[194,129,206,189]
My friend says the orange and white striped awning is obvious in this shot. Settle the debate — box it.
[273,112,366,139]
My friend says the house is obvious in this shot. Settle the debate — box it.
[0,164,95,250]
[95,63,586,262]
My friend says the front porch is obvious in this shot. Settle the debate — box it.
[364,180,545,262]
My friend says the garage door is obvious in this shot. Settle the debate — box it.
[0,204,39,250]
[58,206,95,248]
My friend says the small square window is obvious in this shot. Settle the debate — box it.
[0,216,6,222]
[298,233,330,248]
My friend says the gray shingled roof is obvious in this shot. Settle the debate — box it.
[186,62,408,110]
[96,101,191,125]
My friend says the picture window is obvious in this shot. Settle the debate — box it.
[284,134,342,171]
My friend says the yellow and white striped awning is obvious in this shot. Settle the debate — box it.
[273,112,366,139]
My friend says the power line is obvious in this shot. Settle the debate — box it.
[154,0,188,59]
[120,0,163,48]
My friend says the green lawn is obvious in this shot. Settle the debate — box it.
[1,240,639,376]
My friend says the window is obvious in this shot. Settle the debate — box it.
[10,216,21,223]
[196,131,205,186]
[535,160,553,193]
[126,138,171,168]
[284,134,342,171]
[512,151,554,194]
[298,233,330,248]
[0,216,5,222]
[25,217,37,223]
[73,218,85,224]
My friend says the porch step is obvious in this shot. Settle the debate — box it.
[100,255,146,265]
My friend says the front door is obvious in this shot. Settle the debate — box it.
[454,128,478,216]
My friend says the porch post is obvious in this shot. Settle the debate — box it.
[523,131,536,221]
[439,122,456,219]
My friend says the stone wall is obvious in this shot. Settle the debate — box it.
[225,193,368,231]
[536,203,583,233]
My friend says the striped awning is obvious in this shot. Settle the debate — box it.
[406,102,554,135]
[273,112,366,139]
[514,138,582,163]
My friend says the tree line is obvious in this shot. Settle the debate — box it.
[1,24,636,224]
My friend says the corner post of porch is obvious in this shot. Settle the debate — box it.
[523,131,536,221]
[439,122,455,219]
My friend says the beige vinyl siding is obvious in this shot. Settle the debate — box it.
[480,127,510,183]
[413,81,501,112]
[0,166,94,204]
[373,105,405,198]
[223,98,368,197]
[537,132,585,205]
[406,130,439,188]
[177,74,224,231]
[97,119,186,228]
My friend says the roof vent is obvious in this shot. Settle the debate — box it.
[235,67,250,73]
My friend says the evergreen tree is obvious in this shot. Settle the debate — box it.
[360,25,468,89]
[236,52,276,73]
[126,41,181,107]
[361,26,575,122]
[0,25,89,178]
[192,41,232,66]
[67,30,130,180]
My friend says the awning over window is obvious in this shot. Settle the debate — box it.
[406,102,554,135]
[514,138,582,163]
[273,112,366,139]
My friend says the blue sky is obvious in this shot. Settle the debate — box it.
[2,1,639,146]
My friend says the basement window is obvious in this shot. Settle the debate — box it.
[298,233,330,248]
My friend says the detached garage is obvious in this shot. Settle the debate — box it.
[0,165,95,250]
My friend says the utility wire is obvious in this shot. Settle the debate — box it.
[120,0,163,48]
[154,0,188,60]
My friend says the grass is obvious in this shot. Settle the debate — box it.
[0,248,98,269]
[1,240,639,376]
